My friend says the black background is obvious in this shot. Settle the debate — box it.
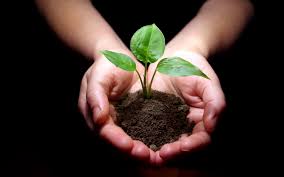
[3,1,281,177]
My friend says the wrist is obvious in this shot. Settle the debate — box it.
[165,42,210,60]
[92,37,126,60]
[158,49,208,67]
[169,50,208,61]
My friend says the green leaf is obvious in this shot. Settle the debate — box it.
[130,24,165,64]
[101,50,136,71]
[157,57,210,79]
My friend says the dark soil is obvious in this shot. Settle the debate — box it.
[114,90,194,151]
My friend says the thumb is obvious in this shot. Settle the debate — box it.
[202,84,226,133]
[86,82,110,126]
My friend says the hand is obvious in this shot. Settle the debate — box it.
[147,50,226,164]
[78,50,154,162]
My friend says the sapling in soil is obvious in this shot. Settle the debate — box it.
[101,24,208,98]
[101,24,209,151]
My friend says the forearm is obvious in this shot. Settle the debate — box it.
[35,0,127,60]
[166,0,254,58]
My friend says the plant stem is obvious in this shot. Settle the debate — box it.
[143,62,148,98]
[147,66,157,98]
[135,69,146,94]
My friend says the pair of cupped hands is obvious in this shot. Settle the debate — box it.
[78,46,226,165]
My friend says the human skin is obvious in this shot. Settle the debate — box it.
[36,0,254,165]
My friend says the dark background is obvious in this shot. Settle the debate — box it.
[3,1,281,177]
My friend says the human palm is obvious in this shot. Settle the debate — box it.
[78,55,154,162]
[147,51,226,163]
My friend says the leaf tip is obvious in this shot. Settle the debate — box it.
[203,74,210,80]
[100,50,107,55]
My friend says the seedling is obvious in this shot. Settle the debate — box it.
[101,24,209,99]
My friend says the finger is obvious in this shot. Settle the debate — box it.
[202,84,226,133]
[100,123,133,152]
[159,122,208,160]
[155,151,164,166]
[179,134,188,142]
[149,149,156,165]
[183,94,205,108]
[180,131,211,152]
[131,140,150,161]
[187,107,204,122]
[78,76,94,129]
[159,141,181,161]
[128,81,143,93]
[86,81,110,126]
[192,121,206,134]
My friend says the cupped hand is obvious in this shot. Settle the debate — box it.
[78,50,156,163]
[147,50,226,164]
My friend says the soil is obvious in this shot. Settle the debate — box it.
[114,90,194,151]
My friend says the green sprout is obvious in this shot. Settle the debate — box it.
[101,24,209,99]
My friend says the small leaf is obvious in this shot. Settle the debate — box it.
[130,24,165,64]
[101,50,136,71]
[157,57,209,79]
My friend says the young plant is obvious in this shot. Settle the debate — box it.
[101,24,209,99]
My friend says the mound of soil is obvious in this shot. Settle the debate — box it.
[114,90,194,151]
